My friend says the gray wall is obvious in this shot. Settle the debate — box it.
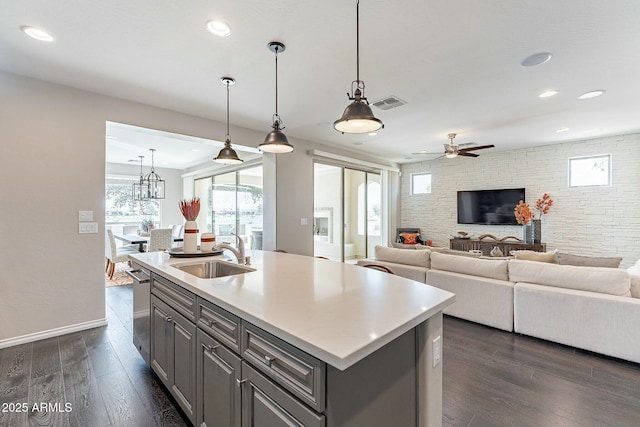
[0,71,398,345]
[400,133,640,267]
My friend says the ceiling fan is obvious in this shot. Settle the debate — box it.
[413,133,495,158]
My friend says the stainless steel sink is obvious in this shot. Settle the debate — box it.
[174,260,255,279]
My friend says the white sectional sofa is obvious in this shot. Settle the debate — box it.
[357,246,640,364]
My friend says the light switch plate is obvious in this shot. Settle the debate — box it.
[79,210,93,222]
[79,222,98,234]
[300,218,308,226]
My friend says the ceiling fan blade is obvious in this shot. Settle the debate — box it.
[459,144,495,152]
[458,152,480,157]
[458,142,476,148]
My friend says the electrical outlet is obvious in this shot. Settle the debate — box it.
[300,217,308,226]
[432,335,441,368]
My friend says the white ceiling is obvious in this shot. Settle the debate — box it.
[2,0,640,165]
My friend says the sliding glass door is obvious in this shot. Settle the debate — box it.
[194,166,263,248]
[313,163,381,263]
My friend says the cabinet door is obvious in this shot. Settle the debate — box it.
[150,294,171,385]
[196,330,242,427]
[241,362,324,427]
[171,309,197,423]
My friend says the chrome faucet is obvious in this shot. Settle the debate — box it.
[215,232,245,265]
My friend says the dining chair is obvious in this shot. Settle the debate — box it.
[148,228,173,252]
[105,229,138,279]
[361,264,396,274]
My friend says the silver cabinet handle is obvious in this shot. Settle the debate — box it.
[264,355,276,366]
[203,343,220,353]
[236,378,246,388]
[165,316,173,322]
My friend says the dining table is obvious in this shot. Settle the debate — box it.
[113,233,183,252]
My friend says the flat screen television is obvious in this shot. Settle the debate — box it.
[457,188,525,225]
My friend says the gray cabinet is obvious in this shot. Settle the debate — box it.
[196,329,242,427]
[150,293,197,424]
[148,272,422,427]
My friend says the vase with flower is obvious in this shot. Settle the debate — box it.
[514,194,553,244]
[179,197,201,253]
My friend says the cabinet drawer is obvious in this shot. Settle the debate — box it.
[197,297,242,354]
[242,322,325,412]
[242,361,325,427]
[151,273,196,322]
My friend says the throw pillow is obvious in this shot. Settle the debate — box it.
[557,252,622,268]
[399,232,420,245]
[511,249,558,263]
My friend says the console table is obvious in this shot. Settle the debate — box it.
[450,239,546,256]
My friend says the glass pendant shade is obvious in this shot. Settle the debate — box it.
[214,139,243,164]
[259,121,294,153]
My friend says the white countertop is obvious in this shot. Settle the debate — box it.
[130,250,455,370]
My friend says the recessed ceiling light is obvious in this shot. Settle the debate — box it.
[21,26,54,42]
[368,132,378,136]
[578,90,605,100]
[556,127,570,133]
[206,20,231,37]
[539,90,558,98]
[191,149,200,152]
[106,135,117,140]
[521,52,552,67]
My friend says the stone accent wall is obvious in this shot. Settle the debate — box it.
[400,133,640,267]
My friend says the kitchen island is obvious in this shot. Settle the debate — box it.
[129,250,455,427]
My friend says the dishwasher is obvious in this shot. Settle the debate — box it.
[127,262,151,365]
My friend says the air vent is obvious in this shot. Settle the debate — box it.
[371,95,407,110]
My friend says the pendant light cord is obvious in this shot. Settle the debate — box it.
[225,81,230,143]
[275,46,279,117]
[356,0,360,83]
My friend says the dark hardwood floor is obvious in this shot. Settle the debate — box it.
[0,285,189,427]
[1,285,639,426]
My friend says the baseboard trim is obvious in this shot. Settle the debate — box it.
[0,318,108,349]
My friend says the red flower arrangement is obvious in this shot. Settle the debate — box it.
[179,197,201,221]
[535,193,553,217]
[514,194,553,225]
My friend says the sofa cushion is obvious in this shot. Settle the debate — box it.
[374,245,430,268]
[509,259,631,297]
[429,247,482,258]
[430,252,510,281]
[512,249,558,263]
[628,263,640,298]
[557,252,622,268]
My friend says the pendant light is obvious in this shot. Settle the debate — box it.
[259,41,294,154]
[132,155,148,201]
[214,77,244,165]
[144,148,165,199]
[334,0,383,134]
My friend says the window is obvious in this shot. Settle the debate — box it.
[194,166,263,248]
[106,177,161,232]
[569,154,611,187]
[411,173,432,194]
